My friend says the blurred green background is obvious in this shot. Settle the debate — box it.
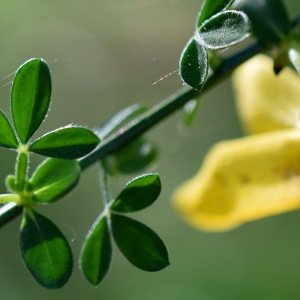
[1,1,300,299]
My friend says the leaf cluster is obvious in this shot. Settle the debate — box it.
[179,0,251,90]
[80,173,169,286]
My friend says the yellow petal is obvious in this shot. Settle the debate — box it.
[172,129,300,231]
[232,54,300,134]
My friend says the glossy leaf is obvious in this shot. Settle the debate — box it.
[20,209,73,288]
[102,138,158,175]
[198,10,250,49]
[80,215,112,286]
[198,0,234,26]
[111,173,161,212]
[30,158,80,203]
[29,126,100,159]
[289,48,300,75]
[11,58,51,144]
[0,110,18,149]
[233,0,291,43]
[95,104,148,139]
[179,38,208,90]
[111,214,169,271]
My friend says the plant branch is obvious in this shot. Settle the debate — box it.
[0,40,264,228]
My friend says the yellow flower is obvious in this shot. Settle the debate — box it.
[172,55,300,231]
[233,54,300,134]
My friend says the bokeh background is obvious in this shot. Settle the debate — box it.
[1,1,300,299]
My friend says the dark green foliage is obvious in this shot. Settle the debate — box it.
[111,173,161,212]
[180,38,208,90]
[179,0,250,90]
[233,0,291,44]
[11,58,51,144]
[80,215,112,286]
[0,110,18,149]
[30,158,80,203]
[198,10,250,49]
[198,0,234,26]
[29,126,100,159]
[20,209,73,288]
[102,138,158,175]
[111,214,169,271]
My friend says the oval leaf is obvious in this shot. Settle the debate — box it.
[198,0,234,26]
[30,158,80,203]
[111,214,169,271]
[179,38,208,90]
[80,215,112,286]
[110,173,161,212]
[198,10,250,49]
[0,110,18,149]
[95,103,148,139]
[233,0,291,44]
[20,209,73,288]
[29,126,100,159]
[11,58,51,144]
[102,138,158,175]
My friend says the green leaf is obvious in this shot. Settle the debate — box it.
[288,48,300,74]
[111,214,169,271]
[95,104,148,139]
[20,209,73,288]
[0,110,18,149]
[198,10,250,49]
[110,173,161,212]
[102,138,158,175]
[11,58,51,144]
[30,158,80,203]
[233,0,291,44]
[179,38,208,90]
[80,215,112,286]
[181,98,200,127]
[29,126,100,159]
[198,0,234,27]
[0,194,21,204]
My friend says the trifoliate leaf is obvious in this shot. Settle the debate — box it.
[20,209,73,288]
[111,214,169,271]
[11,58,51,144]
[110,173,161,212]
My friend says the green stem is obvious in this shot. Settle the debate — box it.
[99,163,110,207]
[79,42,263,171]
[15,152,29,192]
[0,40,264,228]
